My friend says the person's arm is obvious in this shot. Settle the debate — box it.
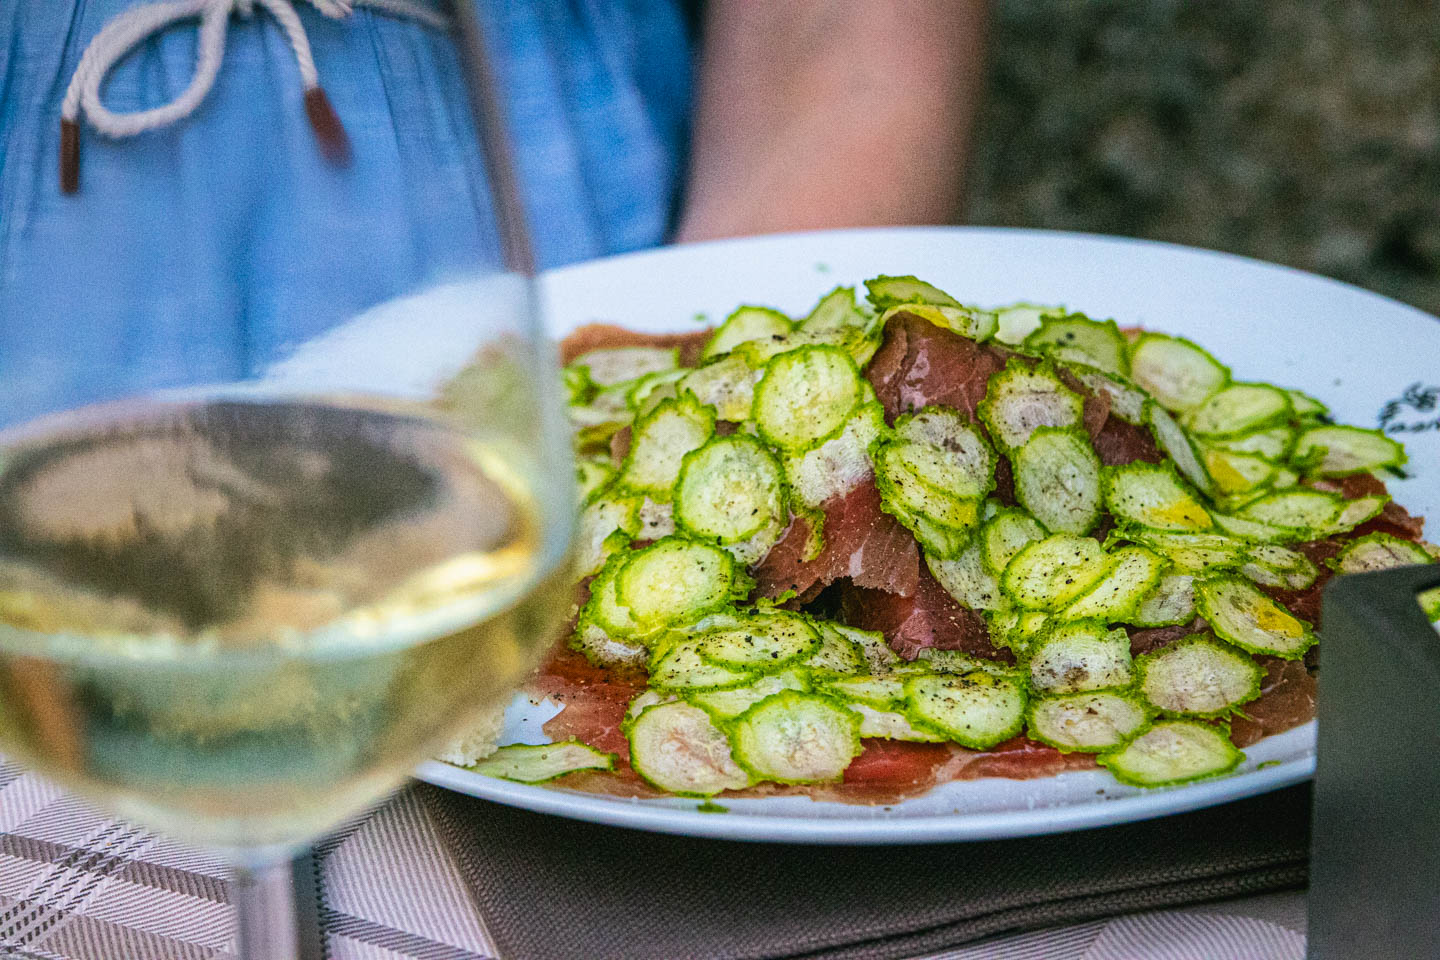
[674,0,987,243]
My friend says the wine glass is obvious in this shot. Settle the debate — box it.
[0,4,573,957]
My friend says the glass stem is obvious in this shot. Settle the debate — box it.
[232,860,300,960]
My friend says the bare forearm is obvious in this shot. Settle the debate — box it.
[676,0,986,243]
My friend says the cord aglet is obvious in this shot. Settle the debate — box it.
[60,119,80,194]
[304,87,351,165]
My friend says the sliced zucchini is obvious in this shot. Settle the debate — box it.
[799,285,863,335]
[888,438,995,502]
[1135,635,1262,718]
[878,302,1000,342]
[994,302,1065,346]
[1102,462,1213,532]
[1099,720,1244,787]
[904,672,1028,749]
[1026,691,1151,753]
[570,619,649,668]
[1024,314,1129,376]
[927,538,1005,611]
[703,305,793,360]
[1131,572,1197,627]
[698,611,822,670]
[1334,531,1433,572]
[865,274,961,310]
[1210,511,1296,544]
[1128,333,1230,413]
[468,740,616,782]
[1285,388,1329,420]
[1319,494,1388,536]
[806,622,869,675]
[1292,425,1406,477]
[688,669,811,721]
[987,608,1052,656]
[574,493,641,577]
[838,625,905,674]
[1199,444,1278,497]
[616,536,744,630]
[1001,534,1109,611]
[752,345,862,451]
[978,359,1085,452]
[1195,575,1315,659]
[1207,425,1296,462]
[626,700,750,796]
[1121,530,1246,573]
[617,395,716,500]
[1060,545,1166,621]
[649,635,757,692]
[580,551,640,637]
[1146,402,1215,497]
[626,368,689,415]
[1065,362,1148,425]
[637,497,676,541]
[576,458,617,503]
[893,406,998,495]
[570,346,679,388]
[729,691,863,784]
[1240,544,1319,591]
[674,435,785,545]
[1185,383,1292,438]
[679,353,763,422]
[980,508,1048,577]
[848,703,948,741]
[1234,489,1343,536]
[1013,426,1103,536]
[1026,620,1133,695]
[820,675,907,710]
[784,402,884,509]
[917,649,1016,677]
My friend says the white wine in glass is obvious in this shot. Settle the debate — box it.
[0,3,572,956]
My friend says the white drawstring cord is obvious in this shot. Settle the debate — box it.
[59,0,449,193]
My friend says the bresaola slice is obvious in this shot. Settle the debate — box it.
[867,311,1007,422]
[840,567,1010,662]
[754,481,920,600]
[561,324,712,367]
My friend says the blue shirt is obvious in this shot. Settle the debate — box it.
[0,1,693,423]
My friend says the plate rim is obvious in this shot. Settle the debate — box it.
[419,225,1438,843]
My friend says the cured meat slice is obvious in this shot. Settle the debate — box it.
[754,481,920,600]
[560,324,712,367]
[1093,416,1164,466]
[840,567,1011,662]
[1228,657,1317,747]
[866,312,1007,423]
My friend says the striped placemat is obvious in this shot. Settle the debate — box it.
[0,759,1306,959]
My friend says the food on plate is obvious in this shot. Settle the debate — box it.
[448,275,1436,799]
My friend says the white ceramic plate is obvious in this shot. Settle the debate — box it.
[415,226,1440,844]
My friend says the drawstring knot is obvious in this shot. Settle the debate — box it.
[59,0,448,193]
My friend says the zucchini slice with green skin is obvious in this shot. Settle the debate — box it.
[649,635,758,692]
[1127,333,1231,413]
[703,305,793,360]
[697,611,822,670]
[980,508,1048,577]
[617,395,716,500]
[1098,720,1244,788]
[806,623,869,675]
[1199,444,1277,497]
[1185,382,1292,438]
[1102,462,1213,532]
[576,458,618,503]
[1195,575,1315,659]
[838,625,906,674]
[637,497,676,542]
[978,359,1086,453]
[1026,692,1152,753]
[878,303,1000,343]
[1012,426,1103,536]
[1319,494,1388,537]
[1285,388,1329,421]
[1292,425,1407,477]
[675,435,785,545]
[927,538,1006,611]
[1117,530,1245,574]
[1207,425,1296,462]
[728,691,863,784]
[887,439,995,504]
[917,649,1018,677]
[1135,635,1262,718]
[799,285,863,335]
[626,700,751,796]
[1334,533,1440,619]
[1210,511,1296,544]
[570,619,649,668]
[784,402,885,509]
[1146,402,1215,497]
[865,274,962,310]
[1059,545,1166,622]
[1240,544,1319,591]
[570,346,680,388]
[904,672,1028,749]
[1002,534,1109,611]
[626,368,689,415]
[820,675,907,710]
[1024,314,1129,377]
[468,740,617,782]
[679,353,763,422]
[574,493,641,577]
[994,302,1065,346]
[1026,620,1133,695]
[688,669,811,721]
[1065,362,1148,424]
[752,345,863,451]
[893,405,998,495]
[580,551,641,636]
[1131,572,1197,627]
[1233,488,1344,536]
[616,536,746,630]
[849,703,948,742]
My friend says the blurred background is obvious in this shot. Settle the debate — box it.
[965,0,1440,315]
